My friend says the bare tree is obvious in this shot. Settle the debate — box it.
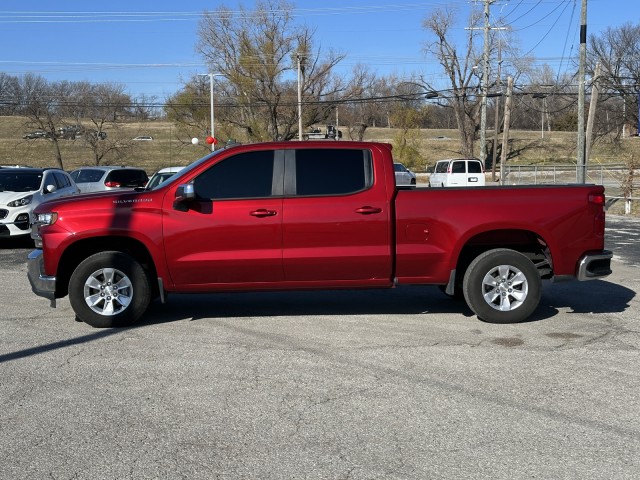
[81,83,134,165]
[421,6,482,157]
[195,0,345,141]
[19,74,72,169]
[588,22,640,137]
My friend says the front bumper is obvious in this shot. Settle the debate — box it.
[577,250,613,281]
[27,249,57,306]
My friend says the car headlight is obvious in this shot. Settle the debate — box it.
[7,195,33,207]
[34,212,58,226]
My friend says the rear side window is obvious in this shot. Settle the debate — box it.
[293,149,372,196]
[194,151,274,200]
[468,161,483,173]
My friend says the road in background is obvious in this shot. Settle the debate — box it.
[0,216,638,479]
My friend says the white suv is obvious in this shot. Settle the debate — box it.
[429,159,486,187]
[0,168,80,237]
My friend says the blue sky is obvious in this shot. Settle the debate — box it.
[0,0,627,100]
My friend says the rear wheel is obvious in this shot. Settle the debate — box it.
[463,249,541,323]
[68,252,151,328]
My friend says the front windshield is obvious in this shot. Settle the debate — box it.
[147,150,225,190]
[147,172,176,189]
[0,172,42,192]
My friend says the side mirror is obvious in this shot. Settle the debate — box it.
[173,183,195,211]
[45,184,57,194]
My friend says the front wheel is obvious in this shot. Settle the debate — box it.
[463,249,541,323]
[68,252,151,328]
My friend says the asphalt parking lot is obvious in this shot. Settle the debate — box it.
[1,216,639,479]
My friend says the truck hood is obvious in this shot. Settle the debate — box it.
[33,188,159,215]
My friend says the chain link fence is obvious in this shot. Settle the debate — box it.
[501,164,639,215]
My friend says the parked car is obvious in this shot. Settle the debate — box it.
[0,168,79,237]
[58,125,84,140]
[69,166,149,193]
[146,166,185,189]
[22,130,50,140]
[429,158,486,187]
[133,136,153,141]
[394,162,417,186]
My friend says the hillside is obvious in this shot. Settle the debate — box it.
[1,116,638,175]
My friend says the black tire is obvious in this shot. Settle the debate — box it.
[410,178,416,185]
[463,248,541,324]
[68,251,151,328]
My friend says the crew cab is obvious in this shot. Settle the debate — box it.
[27,141,612,328]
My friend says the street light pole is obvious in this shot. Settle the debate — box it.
[199,73,223,151]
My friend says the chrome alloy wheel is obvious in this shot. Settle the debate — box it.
[482,264,528,311]
[83,267,133,316]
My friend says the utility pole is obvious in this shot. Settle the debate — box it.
[297,54,303,141]
[577,0,588,183]
[479,0,493,167]
[500,76,513,185]
[491,39,502,181]
[585,62,601,163]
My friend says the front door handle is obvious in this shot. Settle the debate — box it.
[355,206,382,215]
[250,209,278,218]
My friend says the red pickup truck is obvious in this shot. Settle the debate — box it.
[28,141,612,328]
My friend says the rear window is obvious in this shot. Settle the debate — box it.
[468,161,483,173]
[105,170,148,187]
[451,161,466,173]
[72,169,104,183]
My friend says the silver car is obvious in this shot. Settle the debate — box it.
[394,162,417,186]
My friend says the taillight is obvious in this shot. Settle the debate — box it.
[104,181,121,188]
[589,193,605,206]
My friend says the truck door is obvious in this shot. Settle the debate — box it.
[163,150,284,288]
[282,148,392,285]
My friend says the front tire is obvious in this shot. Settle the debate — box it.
[463,249,541,323]
[68,252,151,328]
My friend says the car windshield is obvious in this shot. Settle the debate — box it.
[0,172,42,192]
[147,172,177,190]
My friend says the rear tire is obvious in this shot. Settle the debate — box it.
[68,252,151,328]
[463,249,541,323]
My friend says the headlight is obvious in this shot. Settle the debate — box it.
[35,212,58,225]
[7,195,33,207]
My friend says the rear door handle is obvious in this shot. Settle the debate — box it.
[250,209,278,218]
[355,206,382,215]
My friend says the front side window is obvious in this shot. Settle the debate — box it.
[194,151,274,200]
[294,149,371,196]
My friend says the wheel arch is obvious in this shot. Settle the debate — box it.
[55,236,158,298]
[451,228,553,289]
